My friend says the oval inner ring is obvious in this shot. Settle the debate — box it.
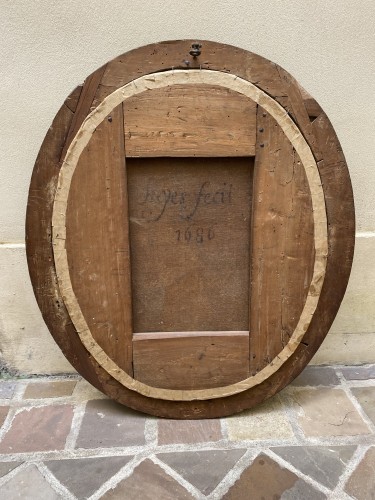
[52,69,328,401]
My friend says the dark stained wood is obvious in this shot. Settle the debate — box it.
[277,68,322,160]
[65,104,133,374]
[127,157,253,333]
[60,64,107,161]
[312,112,355,309]
[101,40,287,98]
[123,84,256,157]
[64,85,83,113]
[133,332,250,389]
[26,40,355,418]
[249,107,315,375]
[298,85,323,119]
[26,93,104,390]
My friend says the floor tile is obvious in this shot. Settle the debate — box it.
[292,388,370,437]
[344,447,375,500]
[72,379,107,401]
[291,366,340,387]
[0,406,9,427]
[222,453,326,499]
[76,399,146,449]
[158,419,222,445]
[351,386,375,425]
[0,461,23,478]
[0,464,62,499]
[226,397,293,440]
[271,445,356,489]
[341,365,375,380]
[46,456,133,499]
[23,380,76,399]
[0,405,73,453]
[0,381,17,399]
[157,449,246,495]
[102,459,194,499]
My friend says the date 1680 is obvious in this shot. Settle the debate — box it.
[175,227,215,244]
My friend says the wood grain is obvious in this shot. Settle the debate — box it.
[26,40,355,418]
[26,88,105,390]
[133,332,250,389]
[101,40,287,98]
[249,107,315,375]
[65,104,133,374]
[60,64,107,161]
[127,157,252,333]
[51,69,327,401]
[123,84,256,157]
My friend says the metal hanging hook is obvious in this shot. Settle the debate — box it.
[189,43,202,58]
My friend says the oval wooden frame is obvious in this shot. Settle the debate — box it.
[26,40,355,417]
[52,69,327,401]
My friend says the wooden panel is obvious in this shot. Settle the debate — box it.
[127,157,253,333]
[123,84,256,157]
[249,106,315,375]
[133,332,250,389]
[65,104,133,374]
[27,40,355,418]
[100,40,288,98]
[26,88,105,390]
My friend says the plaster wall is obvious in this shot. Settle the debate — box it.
[1,1,374,374]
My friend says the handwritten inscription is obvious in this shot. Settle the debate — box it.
[175,226,215,244]
[139,181,232,222]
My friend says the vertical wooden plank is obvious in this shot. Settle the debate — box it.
[65,104,133,374]
[249,106,315,375]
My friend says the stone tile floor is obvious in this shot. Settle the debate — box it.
[0,365,374,499]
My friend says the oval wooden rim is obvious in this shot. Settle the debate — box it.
[52,69,328,401]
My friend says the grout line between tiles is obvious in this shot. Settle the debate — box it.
[0,369,374,499]
[151,454,204,499]
[36,461,77,500]
[65,402,87,450]
[335,369,375,435]
[265,448,333,496]
[0,407,18,444]
[88,454,142,500]
[330,444,370,499]
[144,418,158,446]
[0,460,29,488]
[207,448,258,500]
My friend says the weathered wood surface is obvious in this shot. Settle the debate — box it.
[26,40,355,418]
[133,332,250,389]
[249,106,315,376]
[60,65,106,161]
[65,104,133,374]
[26,86,104,390]
[127,157,252,333]
[51,69,328,402]
[123,84,256,157]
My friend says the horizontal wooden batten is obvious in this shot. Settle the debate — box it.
[133,332,250,390]
[123,84,257,157]
[133,331,249,340]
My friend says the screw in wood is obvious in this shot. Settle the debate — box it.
[189,43,202,58]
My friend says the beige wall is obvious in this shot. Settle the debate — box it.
[1,1,374,374]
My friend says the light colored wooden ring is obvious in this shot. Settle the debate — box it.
[52,69,328,401]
